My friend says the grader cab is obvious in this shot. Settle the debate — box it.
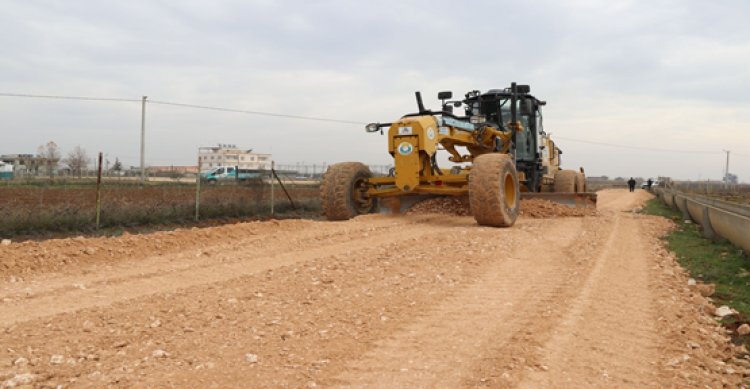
[320,83,596,227]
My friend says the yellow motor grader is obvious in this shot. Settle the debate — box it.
[320,83,595,227]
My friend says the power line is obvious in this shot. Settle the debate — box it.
[0,92,366,125]
[148,99,366,125]
[0,92,140,103]
[554,136,723,154]
[0,91,742,155]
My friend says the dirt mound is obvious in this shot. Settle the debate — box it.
[519,198,597,218]
[0,219,314,277]
[405,197,472,216]
[405,197,596,218]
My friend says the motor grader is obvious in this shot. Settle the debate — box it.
[320,83,595,227]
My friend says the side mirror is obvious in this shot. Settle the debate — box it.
[438,91,452,100]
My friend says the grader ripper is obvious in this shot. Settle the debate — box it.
[320,83,596,227]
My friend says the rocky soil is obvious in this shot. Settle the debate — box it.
[406,196,596,219]
[0,189,745,388]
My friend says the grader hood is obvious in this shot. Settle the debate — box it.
[387,116,440,193]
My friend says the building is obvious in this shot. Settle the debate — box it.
[146,166,199,175]
[198,144,271,172]
[0,161,13,179]
[0,154,45,175]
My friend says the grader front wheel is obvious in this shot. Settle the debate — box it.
[320,162,377,221]
[469,154,520,227]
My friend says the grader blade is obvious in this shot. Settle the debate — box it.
[378,195,438,214]
[521,192,597,208]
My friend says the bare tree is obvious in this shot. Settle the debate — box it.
[64,146,89,178]
[37,141,61,178]
[111,157,123,173]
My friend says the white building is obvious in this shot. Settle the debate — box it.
[198,144,272,171]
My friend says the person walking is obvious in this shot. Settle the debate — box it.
[647,178,653,190]
[628,177,636,192]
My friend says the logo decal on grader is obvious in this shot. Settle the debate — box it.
[397,142,414,156]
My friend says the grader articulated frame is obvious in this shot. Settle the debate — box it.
[320,83,596,227]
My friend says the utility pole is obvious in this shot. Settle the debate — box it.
[723,149,730,187]
[140,96,147,183]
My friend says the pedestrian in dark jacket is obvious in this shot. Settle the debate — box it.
[628,177,636,192]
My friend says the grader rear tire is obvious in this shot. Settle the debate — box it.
[575,172,586,193]
[320,162,376,221]
[554,170,578,193]
[469,154,520,227]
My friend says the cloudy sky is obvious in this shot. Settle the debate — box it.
[1,0,749,181]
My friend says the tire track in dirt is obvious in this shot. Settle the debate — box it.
[517,213,661,388]
[330,217,601,388]
[329,190,657,388]
[0,216,449,327]
[458,216,614,388]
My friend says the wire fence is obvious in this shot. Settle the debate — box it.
[672,181,750,205]
[0,168,327,237]
[0,159,397,236]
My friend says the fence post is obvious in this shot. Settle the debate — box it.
[195,156,201,221]
[140,95,147,184]
[270,161,275,215]
[95,152,103,230]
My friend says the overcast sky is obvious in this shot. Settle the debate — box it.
[1,0,749,181]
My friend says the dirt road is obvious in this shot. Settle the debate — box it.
[0,189,745,388]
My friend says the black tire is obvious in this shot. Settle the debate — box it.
[468,154,520,227]
[553,170,577,192]
[575,172,586,193]
[320,162,376,221]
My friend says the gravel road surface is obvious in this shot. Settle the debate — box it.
[0,189,744,388]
